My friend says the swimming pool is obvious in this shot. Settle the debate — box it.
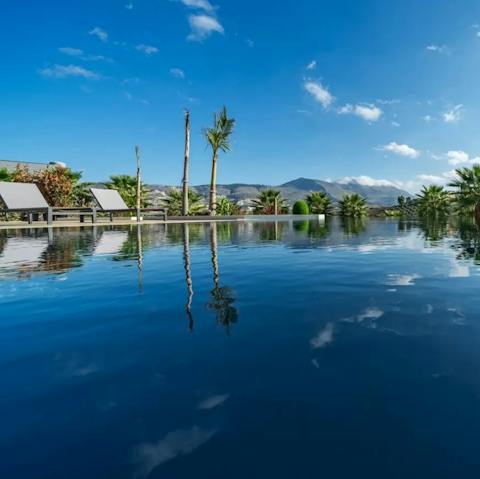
[1,218,480,478]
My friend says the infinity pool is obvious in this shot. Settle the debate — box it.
[1,218,480,478]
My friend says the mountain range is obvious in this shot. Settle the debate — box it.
[149,177,411,207]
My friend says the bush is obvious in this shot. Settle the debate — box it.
[292,200,309,215]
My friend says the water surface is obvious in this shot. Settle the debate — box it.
[1,218,480,478]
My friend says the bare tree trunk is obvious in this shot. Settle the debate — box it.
[209,151,218,216]
[135,145,141,222]
[475,202,480,226]
[182,110,190,216]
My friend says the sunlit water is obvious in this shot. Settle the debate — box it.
[1,218,480,478]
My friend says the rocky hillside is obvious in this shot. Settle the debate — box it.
[148,177,411,207]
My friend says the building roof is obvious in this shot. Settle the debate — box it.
[0,160,53,173]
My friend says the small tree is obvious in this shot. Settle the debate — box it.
[305,191,332,214]
[339,193,368,217]
[162,189,206,216]
[251,189,288,215]
[107,175,149,208]
[0,168,12,182]
[216,197,240,216]
[416,185,450,216]
[292,200,309,215]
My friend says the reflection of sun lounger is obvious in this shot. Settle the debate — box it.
[94,230,128,255]
[0,182,97,225]
[0,237,49,270]
[90,188,167,222]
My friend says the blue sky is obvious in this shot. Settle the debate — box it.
[2,0,480,191]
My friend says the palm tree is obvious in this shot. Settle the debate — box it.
[182,110,191,216]
[449,166,480,223]
[416,185,450,216]
[251,189,288,215]
[107,175,149,208]
[305,191,332,214]
[204,106,235,215]
[162,188,206,216]
[338,193,368,217]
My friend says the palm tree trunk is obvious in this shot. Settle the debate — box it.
[475,202,480,226]
[135,146,141,222]
[182,110,190,216]
[209,151,218,216]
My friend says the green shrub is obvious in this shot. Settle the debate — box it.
[292,200,309,215]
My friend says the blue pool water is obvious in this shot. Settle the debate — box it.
[1,218,480,478]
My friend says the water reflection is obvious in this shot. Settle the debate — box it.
[183,223,194,331]
[206,223,238,334]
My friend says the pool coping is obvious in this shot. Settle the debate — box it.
[0,214,326,230]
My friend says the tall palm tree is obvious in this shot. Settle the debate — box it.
[416,185,450,216]
[107,175,149,208]
[182,110,191,216]
[204,107,235,215]
[449,165,480,223]
[251,189,288,215]
[305,191,332,214]
[135,145,142,221]
[162,188,206,216]
[338,193,368,217]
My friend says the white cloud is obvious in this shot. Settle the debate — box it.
[170,67,185,78]
[443,104,463,123]
[310,323,334,349]
[136,44,159,55]
[187,14,224,41]
[380,142,420,158]
[447,150,480,166]
[306,60,317,70]
[58,47,111,62]
[180,0,215,12]
[125,2,134,9]
[338,176,398,187]
[58,47,84,57]
[338,103,383,122]
[422,115,433,122]
[426,44,448,54]
[304,81,334,108]
[417,174,445,183]
[39,64,100,79]
[89,27,108,42]
[246,38,254,48]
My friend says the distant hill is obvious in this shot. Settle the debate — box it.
[148,177,411,207]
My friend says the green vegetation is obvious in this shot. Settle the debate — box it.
[162,189,205,216]
[0,168,12,182]
[416,185,450,216]
[338,193,368,217]
[251,189,289,215]
[204,106,235,216]
[305,191,332,214]
[449,165,480,218]
[215,197,240,216]
[107,175,149,208]
[292,200,309,215]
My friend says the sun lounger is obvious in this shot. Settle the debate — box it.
[90,188,167,222]
[0,182,97,225]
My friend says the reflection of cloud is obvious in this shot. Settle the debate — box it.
[197,394,229,410]
[310,322,334,349]
[449,260,470,278]
[132,426,216,477]
[343,307,384,323]
[387,274,421,286]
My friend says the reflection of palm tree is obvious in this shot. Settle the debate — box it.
[453,217,480,264]
[418,215,448,242]
[136,224,143,294]
[340,217,367,236]
[206,223,238,334]
[183,223,194,331]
